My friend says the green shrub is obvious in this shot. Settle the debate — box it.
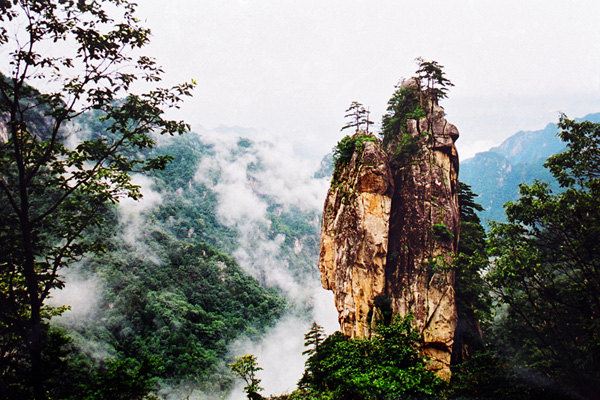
[331,134,377,183]
[432,223,454,242]
[394,132,421,162]
[297,316,443,400]
[333,134,377,167]
[381,85,421,146]
[406,105,426,121]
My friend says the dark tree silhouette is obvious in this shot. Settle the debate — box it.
[415,58,454,108]
[302,322,326,357]
[0,1,194,398]
[341,101,371,133]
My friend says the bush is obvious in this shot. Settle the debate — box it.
[331,134,377,183]
[432,223,454,242]
[394,132,421,162]
[333,134,377,167]
[381,85,421,146]
[296,316,443,400]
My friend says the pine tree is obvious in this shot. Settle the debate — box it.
[341,101,369,133]
[302,322,326,357]
[451,182,490,365]
[415,57,454,105]
[364,107,374,134]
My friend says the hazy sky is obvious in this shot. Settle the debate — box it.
[136,0,600,159]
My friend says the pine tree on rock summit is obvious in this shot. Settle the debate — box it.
[341,101,372,133]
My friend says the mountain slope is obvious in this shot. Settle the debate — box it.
[49,126,329,397]
[460,112,600,226]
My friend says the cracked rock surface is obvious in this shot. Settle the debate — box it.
[318,90,460,380]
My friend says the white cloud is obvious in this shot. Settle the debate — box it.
[194,128,338,396]
[227,291,338,399]
[194,129,329,299]
[48,268,102,326]
[118,174,163,259]
[136,0,600,160]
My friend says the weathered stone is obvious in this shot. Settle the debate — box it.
[319,135,393,338]
[385,100,459,380]
[318,90,460,380]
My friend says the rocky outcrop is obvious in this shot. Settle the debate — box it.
[319,136,393,338]
[318,82,460,380]
[385,97,459,380]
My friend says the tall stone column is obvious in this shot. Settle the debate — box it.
[317,82,460,380]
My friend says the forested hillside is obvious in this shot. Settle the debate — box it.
[58,123,336,396]
[0,76,326,398]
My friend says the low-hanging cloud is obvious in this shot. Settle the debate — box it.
[47,265,115,361]
[194,129,329,301]
[226,286,339,398]
[48,267,102,327]
[194,128,338,397]
[117,174,164,264]
[48,170,166,360]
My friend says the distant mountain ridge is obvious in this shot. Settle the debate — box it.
[460,112,600,226]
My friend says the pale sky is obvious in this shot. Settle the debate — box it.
[137,0,600,159]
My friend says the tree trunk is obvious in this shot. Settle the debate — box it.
[23,222,45,400]
[19,169,45,400]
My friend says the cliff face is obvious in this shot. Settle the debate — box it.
[318,84,460,380]
[320,138,393,338]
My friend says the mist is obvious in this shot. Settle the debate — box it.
[48,172,166,361]
[48,171,163,321]
[194,128,338,397]
[48,123,339,397]
[48,267,102,327]
[118,174,164,248]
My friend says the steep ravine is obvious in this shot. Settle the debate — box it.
[318,80,460,380]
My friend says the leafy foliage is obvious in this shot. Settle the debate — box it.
[448,120,600,400]
[485,116,600,398]
[432,223,454,242]
[392,132,421,163]
[0,1,195,398]
[296,316,443,400]
[331,134,377,183]
[545,115,600,187]
[230,354,264,400]
[2,326,160,400]
[381,84,421,147]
